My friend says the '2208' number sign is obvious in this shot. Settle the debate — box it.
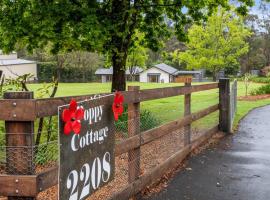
[58,98,115,200]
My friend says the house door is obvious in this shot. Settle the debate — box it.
[148,74,160,83]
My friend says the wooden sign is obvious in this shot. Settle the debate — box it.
[58,98,115,200]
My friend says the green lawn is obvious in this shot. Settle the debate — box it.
[28,81,270,129]
[1,81,269,164]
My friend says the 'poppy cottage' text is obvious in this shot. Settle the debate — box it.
[59,99,115,200]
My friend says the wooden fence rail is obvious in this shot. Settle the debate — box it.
[0,83,218,120]
[0,79,235,200]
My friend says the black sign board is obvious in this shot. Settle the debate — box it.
[58,98,115,200]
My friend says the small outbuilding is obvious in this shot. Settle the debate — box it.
[0,51,37,80]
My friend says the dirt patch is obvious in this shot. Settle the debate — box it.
[238,94,270,101]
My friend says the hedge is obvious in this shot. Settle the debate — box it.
[37,62,97,82]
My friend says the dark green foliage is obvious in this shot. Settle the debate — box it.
[115,105,161,138]
[0,1,254,54]
[250,84,270,95]
[140,109,161,132]
[0,0,254,91]
[38,62,97,82]
[37,62,56,82]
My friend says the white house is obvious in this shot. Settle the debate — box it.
[139,63,178,83]
[95,63,204,83]
[0,51,37,80]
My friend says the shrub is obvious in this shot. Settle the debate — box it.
[250,77,270,84]
[115,106,161,138]
[250,84,270,95]
[37,62,97,82]
[37,62,56,82]
[237,76,270,84]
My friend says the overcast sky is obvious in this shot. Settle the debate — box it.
[250,0,270,15]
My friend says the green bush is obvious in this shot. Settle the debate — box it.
[250,84,270,95]
[115,106,161,137]
[250,77,270,84]
[37,62,56,82]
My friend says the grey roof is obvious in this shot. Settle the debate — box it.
[95,67,113,75]
[154,63,178,74]
[0,59,36,66]
[95,66,143,75]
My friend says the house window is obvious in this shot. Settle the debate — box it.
[147,74,160,83]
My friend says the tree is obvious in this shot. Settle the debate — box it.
[258,2,270,67]
[174,7,251,81]
[240,1,270,73]
[241,14,266,72]
[0,0,253,91]
[126,32,148,81]
[243,73,252,96]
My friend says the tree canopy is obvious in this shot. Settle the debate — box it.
[0,0,254,90]
[173,7,251,80]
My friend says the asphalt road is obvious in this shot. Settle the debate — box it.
[147,105,270,200]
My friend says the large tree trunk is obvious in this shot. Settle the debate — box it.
[213,72,217,82]
[111,51,127,92]
[110,0,139,91]
[110,0,129,92]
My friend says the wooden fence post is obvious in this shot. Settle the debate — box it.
[184,82,191,146]
[4,92,35,200]
[128,86,140,199]
[219,78,230,133]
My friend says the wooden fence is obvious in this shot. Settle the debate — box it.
[0,78,234,200]
[229,80,237,132]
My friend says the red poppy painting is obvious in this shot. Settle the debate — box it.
[112,91,124,121]
[62,99,84,135]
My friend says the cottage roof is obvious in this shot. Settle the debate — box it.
[154,63,178,74]
[0,59,36,66]
[95,67,113,75]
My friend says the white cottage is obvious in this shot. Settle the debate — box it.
[95,63,204,83]
[0,51,37,80]
[139,63,178,83]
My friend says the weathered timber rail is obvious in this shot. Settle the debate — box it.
[0,83,218,121]
[0,79,235,200]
